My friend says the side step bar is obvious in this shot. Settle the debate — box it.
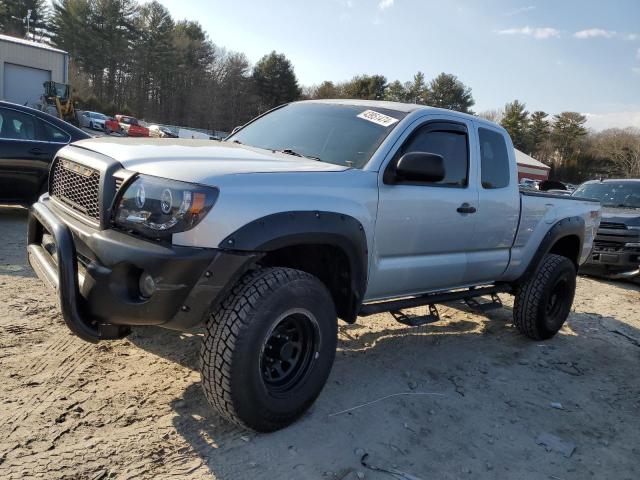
[358,285,511,317]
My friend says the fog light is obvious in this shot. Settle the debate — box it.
[139,272,156,298]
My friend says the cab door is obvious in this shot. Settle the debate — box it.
[366,115,479,300]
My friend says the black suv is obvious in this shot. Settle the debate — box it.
[574,179,640,279]
[0,101,89,204]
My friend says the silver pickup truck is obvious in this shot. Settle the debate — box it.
[27,100,601,431]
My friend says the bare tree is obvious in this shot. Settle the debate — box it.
[478,109,503,124]
[592,128,640,178]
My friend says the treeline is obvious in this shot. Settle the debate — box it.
[1,0,638,180]
[49,0,300,132]
[305,71,475,114]
[1,0,300,130]
[484,101,640,181]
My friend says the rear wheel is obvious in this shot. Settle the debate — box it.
[513,254,576,340]
[200,267,337,432]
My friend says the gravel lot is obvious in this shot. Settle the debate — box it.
[1,204,639,480]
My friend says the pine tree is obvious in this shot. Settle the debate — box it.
[342,74,387,100]
[252,51,301,111]
[0,0,50,40]
[384,80,408,102]
[501,100,529,151]
[424,73,474,113]
[528,111,550,155]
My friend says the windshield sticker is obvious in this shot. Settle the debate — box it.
[357,110,399,127]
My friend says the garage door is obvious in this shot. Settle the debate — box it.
[3,63,51,106]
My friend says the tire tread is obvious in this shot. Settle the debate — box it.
[513,253,574,340]
[200,267,325,429]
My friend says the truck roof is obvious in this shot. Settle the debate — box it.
[301,99,502,130]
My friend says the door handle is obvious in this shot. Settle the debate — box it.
[29,147,46,155]
[456,203,476,214]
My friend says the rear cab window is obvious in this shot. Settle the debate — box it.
[479,127,511,189]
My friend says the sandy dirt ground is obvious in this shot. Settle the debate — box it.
[1,204,639,480]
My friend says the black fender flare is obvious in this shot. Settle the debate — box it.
[220,211,369,320]
[516,216,585,284]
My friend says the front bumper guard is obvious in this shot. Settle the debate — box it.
[27,201,129,342]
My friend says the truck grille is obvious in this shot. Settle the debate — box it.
[599,222,627,230]
[50,158,101,221]
[594,240,624,251]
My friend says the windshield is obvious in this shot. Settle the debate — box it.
[573,182,640,208]
[228,103,407,168]
[91,112,107,120]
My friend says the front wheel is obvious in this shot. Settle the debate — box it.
[200,267,338,432]
[513,254,577,340]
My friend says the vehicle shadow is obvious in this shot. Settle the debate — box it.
[131,297,640,479]
[579,273,640,292]
[0,205,35,279]
[127,301,492,373]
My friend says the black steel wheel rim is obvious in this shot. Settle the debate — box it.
[260,310,319,395]
[545,275,570,324]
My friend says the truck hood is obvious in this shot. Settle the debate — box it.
[601,207,640,227]
[71,137,348,183]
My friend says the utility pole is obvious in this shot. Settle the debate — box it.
[26,10,32,38]
[11,9,32,39]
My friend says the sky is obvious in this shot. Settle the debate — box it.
[159,0,640,130]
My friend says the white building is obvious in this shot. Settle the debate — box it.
[0,34,69,107]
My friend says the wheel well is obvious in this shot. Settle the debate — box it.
[260,244,356,322]
[548,235,581,267]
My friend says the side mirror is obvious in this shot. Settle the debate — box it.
[395,152,445,183]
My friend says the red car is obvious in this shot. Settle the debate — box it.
[105,115,149,137]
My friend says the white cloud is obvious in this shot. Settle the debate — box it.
[378,0,393,10]
[584,112,640,130]
[503,5,535,17]
[574,28,617,39]
[496,26,560,40]
[626,33,638,41]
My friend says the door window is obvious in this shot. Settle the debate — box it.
[0,108,38,140]
[395,124,469,187]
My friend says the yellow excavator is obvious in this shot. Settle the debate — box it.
[41,81,78,125]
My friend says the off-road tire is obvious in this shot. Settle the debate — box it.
[200,267,338,432]
[513,253,576,340]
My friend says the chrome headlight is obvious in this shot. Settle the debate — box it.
[114,175,218,238]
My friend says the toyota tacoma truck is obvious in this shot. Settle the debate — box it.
[27,100,601,432]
